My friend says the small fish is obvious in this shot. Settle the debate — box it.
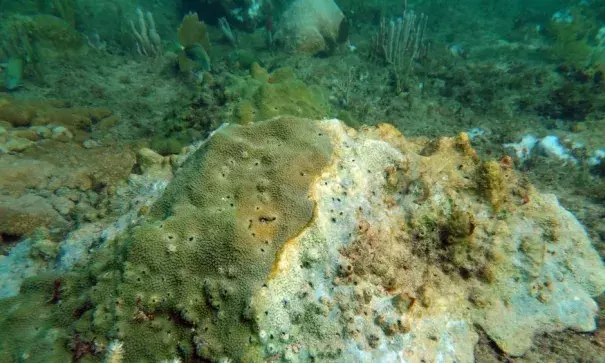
[184,43,211,72]
[4,56,24,91]
[448,44,466,59]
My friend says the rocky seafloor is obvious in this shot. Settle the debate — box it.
[1,0,605,362]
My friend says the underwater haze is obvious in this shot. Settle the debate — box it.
[0,0,604,362]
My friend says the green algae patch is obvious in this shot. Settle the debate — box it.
[226,64,330,126]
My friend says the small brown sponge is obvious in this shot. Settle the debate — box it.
[117,116,332,360]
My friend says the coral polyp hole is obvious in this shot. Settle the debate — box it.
[189,236,194,241]
[168,235,174,240]
[260,248,265,252]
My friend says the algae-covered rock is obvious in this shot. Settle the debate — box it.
[226,64,330,126]
[150,136,182,156]
[0,194,70,239]
[228,49,262,70]
[0,96,111,131]
[2,136,34,152]
[250,121,605,361]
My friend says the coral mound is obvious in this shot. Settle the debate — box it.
[0,117,603,363]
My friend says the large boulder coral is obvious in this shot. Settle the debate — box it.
[0,117,603,362]
[115,116,332,360]
[0,116,333,362]
[277,0,348,55]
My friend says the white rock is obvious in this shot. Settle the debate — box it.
[51,126,73,142]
